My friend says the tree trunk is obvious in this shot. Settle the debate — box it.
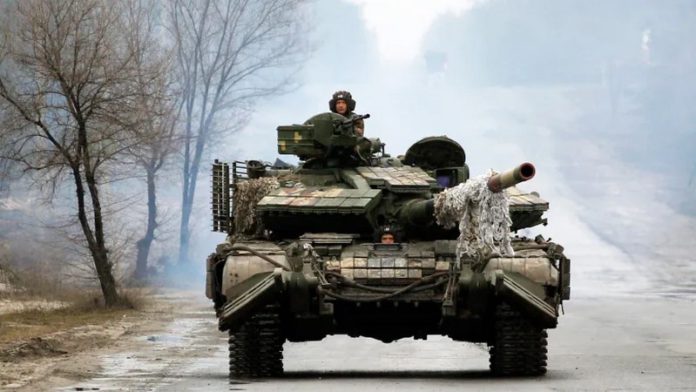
[71,165,120,307]
[77,118,120,307]
[178,110,193,266]
[177,109,210,266]
[135,169,157,280]
[93,247,120,307]
[178,197,192,265]
[178,144,205,266]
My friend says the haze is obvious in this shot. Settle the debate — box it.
[235,0,696,295]
[2,0,694,294]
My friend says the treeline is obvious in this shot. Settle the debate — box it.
[0,0,308,306]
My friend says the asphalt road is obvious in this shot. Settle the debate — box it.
[54,282,696,392]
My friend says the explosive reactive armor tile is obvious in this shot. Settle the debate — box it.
[257,187,381,214]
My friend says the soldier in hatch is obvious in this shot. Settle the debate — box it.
[329,90,365,137]
[381,231,395,244]
[377,225,400,244]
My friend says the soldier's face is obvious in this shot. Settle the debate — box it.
[381,234,395,244]
[335,99,348,115]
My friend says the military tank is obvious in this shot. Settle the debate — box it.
[206,112,570,378]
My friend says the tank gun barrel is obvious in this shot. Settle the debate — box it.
[397,199,435,228]
[398,162,536,230]
[487,163,535,193]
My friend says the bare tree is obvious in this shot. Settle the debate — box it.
[170,0,308,265]
[130,88,179,282]
[0,0,161,305]
[121,0,181,280]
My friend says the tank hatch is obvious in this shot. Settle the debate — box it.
[403,136,466,170]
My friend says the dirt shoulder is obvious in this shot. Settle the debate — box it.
[0,290,189,390]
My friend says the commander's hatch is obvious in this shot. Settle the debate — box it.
[403,136,468,188]
[403,136,466,170]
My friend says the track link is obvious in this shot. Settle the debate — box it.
[228,304,284,378]
[489,302,548,376]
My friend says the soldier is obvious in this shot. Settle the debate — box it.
[377,225,398,244]
[380,231,395,244]
[329,90,365,137]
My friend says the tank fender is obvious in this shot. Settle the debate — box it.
[484,253,559,287]
[218,269,319,332]
[488,269,557,328]
[219,269,284,332]
[205,252,217,300]
[221,242,289,299]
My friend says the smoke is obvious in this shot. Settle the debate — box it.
[346,0,484,64]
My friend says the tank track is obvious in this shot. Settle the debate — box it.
[228,304,284,378]
[489,302,548,376]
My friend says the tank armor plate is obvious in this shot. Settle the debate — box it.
[506,186,549,212]
[356,166,437,192]
[326,243,447,285]
[257,187,382,214]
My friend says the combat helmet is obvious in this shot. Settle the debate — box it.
[329,90,356,113]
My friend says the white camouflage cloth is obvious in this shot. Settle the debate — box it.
[434,171,514,261]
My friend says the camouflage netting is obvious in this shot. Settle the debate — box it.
[232,177,280,236]
[434,171,513,261]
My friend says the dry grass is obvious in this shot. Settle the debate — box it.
[2,261,152,307]
[2,263,92,302]
[0,305,134,346]
[0,263,153,347]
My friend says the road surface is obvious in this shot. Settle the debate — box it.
[55,185,696,391]
[55,281,696,391]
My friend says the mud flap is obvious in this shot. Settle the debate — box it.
[218,269,284,332]
[491,271,557,328]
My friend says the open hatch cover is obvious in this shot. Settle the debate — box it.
[403,136,465,170]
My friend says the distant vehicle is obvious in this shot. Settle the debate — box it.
[206,111,570,378]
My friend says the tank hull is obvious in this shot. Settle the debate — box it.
[212,238,567,343]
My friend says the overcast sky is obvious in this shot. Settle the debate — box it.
[236,0,696,168]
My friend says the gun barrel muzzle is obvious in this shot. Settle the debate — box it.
[487,162,536,193]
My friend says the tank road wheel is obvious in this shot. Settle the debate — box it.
[489,303,548,376]
[228,305,284,379]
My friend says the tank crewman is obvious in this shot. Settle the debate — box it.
[380,231,395,244]
[329,90,365,137]
[377,225,398,244]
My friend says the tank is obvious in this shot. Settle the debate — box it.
[206,112,571,378]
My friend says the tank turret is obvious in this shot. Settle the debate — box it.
[276,112,372,167]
